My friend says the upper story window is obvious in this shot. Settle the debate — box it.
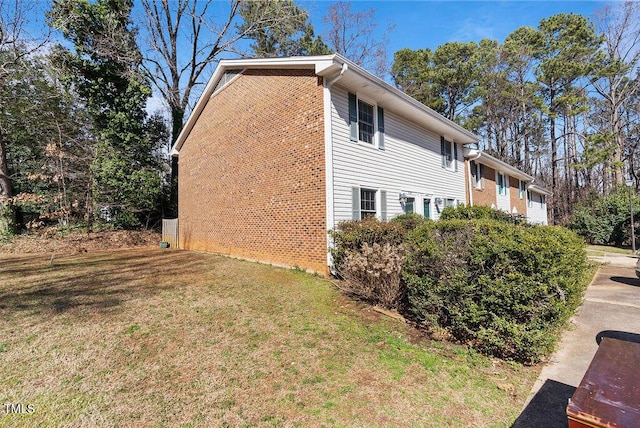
[440,137,457,171]
[518,180,526,199]
[358,100,374,144]
[348,92,385,149]
[497,172,507,196]
[470,160,484,189]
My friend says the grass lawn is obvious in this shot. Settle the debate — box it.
[586,244,637,256]
[0,249,538,427]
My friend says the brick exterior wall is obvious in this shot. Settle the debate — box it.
[178,69,328,273]
[509,176,527,216]
[470,163,497,208]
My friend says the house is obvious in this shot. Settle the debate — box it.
[171,54,550,274]
[464,149,551,224]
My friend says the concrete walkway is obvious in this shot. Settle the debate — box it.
[513,255,640,427]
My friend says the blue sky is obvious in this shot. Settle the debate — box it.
[301,1,608,55]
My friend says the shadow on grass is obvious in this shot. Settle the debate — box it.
[0,249,212,316]
[512,379,575,428]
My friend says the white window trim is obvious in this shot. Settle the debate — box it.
[442,138,456,171]
[497,172,508,196]
[360,187,377,218]
[353,187,387,221]
[354,94,380,148]
[471,161,484,189]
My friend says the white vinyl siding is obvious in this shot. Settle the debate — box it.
[527,191,548,225]
[496,171,510,212]
[330,85,465,225]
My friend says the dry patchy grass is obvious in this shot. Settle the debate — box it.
[0,249,538,427]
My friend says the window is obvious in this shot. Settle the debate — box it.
[470,161,484,189]
[352,187,387,220]
[445,198,456,208]
[540,194,545,208]
[348,93,385,149]
[423,199,431,219]
[497,172,507,196]
[360,188,376,218]
[518,180,526,199]
[441,137,457,170]
[403,197,415,214]
[358,100,374,144]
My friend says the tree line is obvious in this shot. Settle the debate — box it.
[0,0,638,236]
[393,3,640,225]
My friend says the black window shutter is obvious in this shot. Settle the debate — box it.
[440,136,446,168]
[348,92,358,142]
[377,106,385,150]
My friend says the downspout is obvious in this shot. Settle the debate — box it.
[324,62,347,274]
[327,62,348,87]
[466,150,482,207]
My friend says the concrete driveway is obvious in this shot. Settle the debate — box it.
[513,255,640,427]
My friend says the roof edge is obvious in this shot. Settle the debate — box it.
[528,184,553,196]
[171,54,480,155]
[464,149,534,182]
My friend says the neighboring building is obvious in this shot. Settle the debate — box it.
[171,54,550,273]
[464,149,551,225]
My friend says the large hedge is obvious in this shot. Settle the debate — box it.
[403,219,589,363]
[330,208,591,364]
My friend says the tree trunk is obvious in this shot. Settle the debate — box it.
[168,105,184,219]
[0,130,15,234]
[550,111,558,224]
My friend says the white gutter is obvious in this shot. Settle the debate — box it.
[463,148,533,182]
[528,184,553,196]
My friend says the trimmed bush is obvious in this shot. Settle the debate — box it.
[403,219,589,364]
[439,204,526,224]
[329,207,591,363]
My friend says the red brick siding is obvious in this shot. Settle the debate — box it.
[470,164,497,208]
[178,69,327,273]
[509,176,527,215]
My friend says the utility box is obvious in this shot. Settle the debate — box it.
[567,337,640,428]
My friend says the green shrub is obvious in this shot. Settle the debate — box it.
[570,187,640,246]
[440,204,526,224]
[403,219,589,364]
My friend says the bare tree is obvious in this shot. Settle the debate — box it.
[0,0,50,233]
[323,1,394,77]
[140,0,313,144]
[592,1,640,185]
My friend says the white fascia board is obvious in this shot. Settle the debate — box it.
[171,55,340,155]
[464,148,534,182]
[327,54,478,144]
[528,184,553,196]
[172,53,480,154]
